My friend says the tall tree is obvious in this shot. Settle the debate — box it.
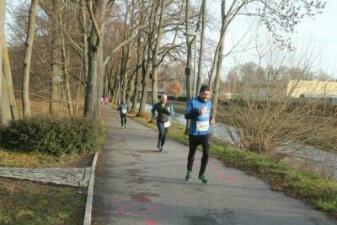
[137,0,159,116]
[0,0,6,125]
[151,0,166,105]
[84,0,108,119]
[22,0,39,118]
[61,29,74,115]
[209,0,326,120]
[2,37,18,120]
[50,0,65,116]
[195,0,206,96]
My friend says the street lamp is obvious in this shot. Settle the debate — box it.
[183,31,197,134]
[183,31,197,98]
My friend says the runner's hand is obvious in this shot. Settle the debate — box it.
[200,107,206,115]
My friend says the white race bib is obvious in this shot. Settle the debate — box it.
[164,121,171,128]
[196,120,209,132]
[122,109,127,114]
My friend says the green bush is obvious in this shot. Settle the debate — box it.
[0,117,104,155]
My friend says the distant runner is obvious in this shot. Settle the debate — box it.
[151,94,174,152]
[117,100,128,128]
[184,85,214,184]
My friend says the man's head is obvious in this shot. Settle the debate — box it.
[161,94,168,104]
[199,85,211,101]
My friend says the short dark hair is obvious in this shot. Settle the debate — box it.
[199,85,210,93]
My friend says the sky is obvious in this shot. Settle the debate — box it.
[205,0,337,78]
[5,0,337,78]
[293,0,337,75]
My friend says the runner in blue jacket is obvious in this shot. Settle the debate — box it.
[184,85,214,183]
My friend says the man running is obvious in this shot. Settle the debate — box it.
[151,94,174,152]
[184,85,213,184]
[117,100,128,128]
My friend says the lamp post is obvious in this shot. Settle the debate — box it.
[184,31,197,97]
[184,31,197,133]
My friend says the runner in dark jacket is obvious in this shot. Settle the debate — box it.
[117,100,128,128]
[151,94,174,152]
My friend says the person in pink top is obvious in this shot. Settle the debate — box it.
[103,95,109,107]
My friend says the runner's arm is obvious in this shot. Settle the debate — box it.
[185,100,200,119]
[151,103,157,118]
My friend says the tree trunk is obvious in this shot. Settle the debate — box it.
[211,0,227,120]
[22,0,39,118]
[76,0,88,115]
[126,71,135,107]
[151,0,166,105]
[80,0,89,84]
[2,36,18,120]
[111,66,120,104]
[120,47,130,102]
[184,0,194,133]
[84,0,107,120]
[50,0,62,115]
[131,33,142,113]
[196,0,206,96]
[1,75,11,124]
[61,31,74,116]
[137,0,158,116]
[75,63,83,115]
[137,52,152,116]
[0,0,5,123]
[93,29,105,119]
[0,36,12,125]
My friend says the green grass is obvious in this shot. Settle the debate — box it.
[0,150,94,168]
[132,113,337,218]
[0,178,86,225]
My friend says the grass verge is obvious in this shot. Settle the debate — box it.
[0,178,86,225]
[131,113,337,219]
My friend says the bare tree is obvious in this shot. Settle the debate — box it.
[84,0,108,119]
[195,0,206,96]
[151,0,166,105]
[61,28,74,115]
[0,0,5,125]
[131,28,143,113]
[22,0,39,118]
[219,45,336,154]
[2,36,18,120]
[137,0,159,116]
[208,0,326,120]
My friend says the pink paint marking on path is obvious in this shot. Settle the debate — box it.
[145,219,158,225]
[210,162,238,184]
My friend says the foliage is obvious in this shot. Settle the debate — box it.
[0,117,104,156]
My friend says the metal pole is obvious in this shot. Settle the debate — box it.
[193,35,197,97]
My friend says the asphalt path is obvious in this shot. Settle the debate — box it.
[92,109,337,225]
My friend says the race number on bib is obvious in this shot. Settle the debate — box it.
[196,120,209,132]
[122,109,127,114]
[164,121,171,128]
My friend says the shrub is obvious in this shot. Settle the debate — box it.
[0,117,104,155]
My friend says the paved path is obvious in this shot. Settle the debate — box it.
[92,109,337,225]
